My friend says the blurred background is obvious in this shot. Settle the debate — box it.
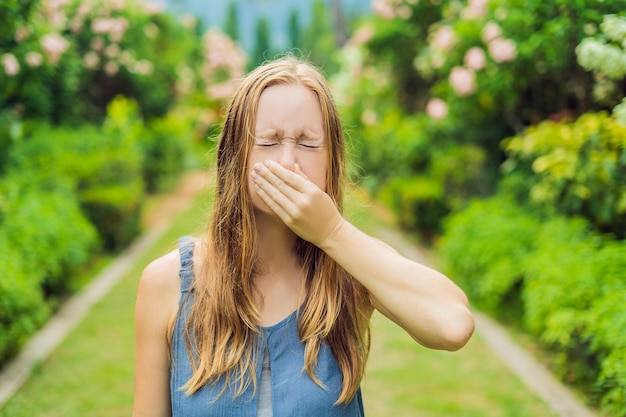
[1,0,625,416]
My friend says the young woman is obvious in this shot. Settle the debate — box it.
[133,57,474,417]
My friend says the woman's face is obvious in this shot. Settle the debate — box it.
[247,84,328,216]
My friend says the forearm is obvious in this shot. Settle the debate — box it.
[319,219,474,350]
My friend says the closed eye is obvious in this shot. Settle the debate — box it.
[298,143,322,149]
[254,138,279,147]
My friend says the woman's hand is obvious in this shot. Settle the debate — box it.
[251,160,344,246]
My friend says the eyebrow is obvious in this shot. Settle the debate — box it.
[254,128,324,141]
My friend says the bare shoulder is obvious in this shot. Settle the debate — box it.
[136,248,183,331]
[139,249,181,297]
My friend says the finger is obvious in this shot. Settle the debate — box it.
[253,162,301,199]
[252,178,293,219]
[264,160,312,193]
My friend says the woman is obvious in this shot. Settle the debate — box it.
[133,57,474,417]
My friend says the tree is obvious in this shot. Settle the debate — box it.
[224,0,239,42]
[251,16,272,70]
[288,9,301,50]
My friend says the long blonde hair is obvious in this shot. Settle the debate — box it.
[181,57,372,404]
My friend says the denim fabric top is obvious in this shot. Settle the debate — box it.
[170,237,365,417]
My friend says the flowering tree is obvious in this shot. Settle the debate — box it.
[0,0,211,124]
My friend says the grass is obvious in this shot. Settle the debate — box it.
[0,181,557,417]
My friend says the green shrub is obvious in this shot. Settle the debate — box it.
[440,199,626,414]
[0,239,48,365]
[0,174,99,296]
[502,112,626,237]
[521,217,603,385]
[379,175,447,234]
[438,195,539,319]
[141,113,193,193]
[8,99,146,251]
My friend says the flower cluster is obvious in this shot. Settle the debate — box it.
[577,15,626,81]
[202,29,247,100]
[481,21,516,63]
[371,0,417,20]
[461,0,488,20]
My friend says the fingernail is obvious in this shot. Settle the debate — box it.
[253,163,263,172]
[265,160,276,167]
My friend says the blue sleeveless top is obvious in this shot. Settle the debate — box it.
[170,237,365,417]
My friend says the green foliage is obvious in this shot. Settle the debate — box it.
[298,0,341,74]
[224,0,239,41]
[379,176,447,234]
[8,98,146,251]
[142,113,192,193]
[502,112,626,237]
[251,17,272,69]
[0,172,99,363]
[440,196,626,414]
[0,241,48,365]
[439,196,539,318]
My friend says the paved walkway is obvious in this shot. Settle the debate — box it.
[0,171,599,417]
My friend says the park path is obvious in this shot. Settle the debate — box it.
[0,170,598,417]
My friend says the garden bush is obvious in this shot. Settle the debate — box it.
[440,199,626,414]
[502,112,626,237]
[8,98,146,251]
[438,195,540,319]
[0,242,48,365]
[0,172,99,364]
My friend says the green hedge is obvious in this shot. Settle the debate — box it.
[439,196,626,416]
[0,175,98,363]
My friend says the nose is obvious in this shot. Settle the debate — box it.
[277,139,297,171]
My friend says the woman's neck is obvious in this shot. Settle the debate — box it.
[254,212,300,273]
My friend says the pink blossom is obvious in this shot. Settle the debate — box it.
[488,38,517,63]
[109,0,126,10]
[464,47,486,70]
[41,33,69,65]
[361,109,378,125]
[70,17,84,34]
[350,24,375,46]
[104,61,119,76]
[132,60,153,75]
[207,82,236,100]
[396,5,412,19]
[467,0,488,18]
[426,98,448,120]
[449,66,476,96]
[104,43,121,59]
[90,37,105,52]
[83,52,100,69]
[25,52,43,67]
[371,0,395,19]
[77,3,92,16]
[141,1,163,14]
[2,54,20,76]
[92,17,128,41]
[432,26,456,52]
[481,21,502,44]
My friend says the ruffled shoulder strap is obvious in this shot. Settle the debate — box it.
[177,236,196,294]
